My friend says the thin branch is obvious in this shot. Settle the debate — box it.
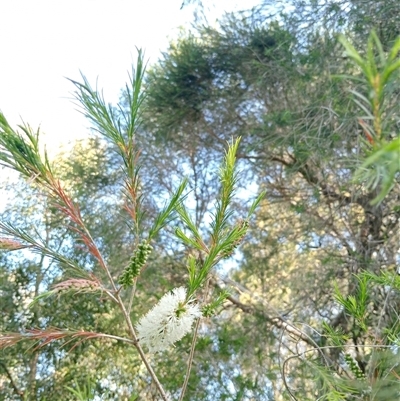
[115,292,170,401]
[281,344,396,400]
[50,182,169,399]
[178,317,201,401]
[0,361,24,399]
[127,279,137,315]
[179,277,211,401]
[213,275,318,348]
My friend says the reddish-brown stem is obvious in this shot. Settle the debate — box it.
[45,175,168,400]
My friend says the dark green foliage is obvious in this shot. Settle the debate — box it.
[145,35,215,129]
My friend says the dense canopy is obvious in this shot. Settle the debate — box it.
[1,1,399,400]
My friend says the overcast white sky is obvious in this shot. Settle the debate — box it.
[0,0,258,154]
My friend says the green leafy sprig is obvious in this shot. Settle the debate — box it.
[175,138,265,297]
[339,32,400,204]
[0,113,52,186]
[70,50,147,231]
[334,275,369,333]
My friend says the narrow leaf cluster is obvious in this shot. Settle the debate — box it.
[202,289,230,318]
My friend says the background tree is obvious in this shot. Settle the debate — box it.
[1,1,399,400]
[141,1,400,399]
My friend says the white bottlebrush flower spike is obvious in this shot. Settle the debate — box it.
[136,287,201,352]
